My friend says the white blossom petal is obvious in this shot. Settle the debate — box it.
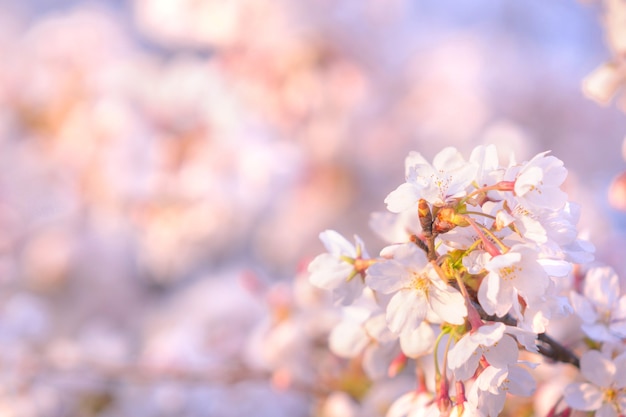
[385,183,422,213]
[319,230,357,256]
[364,313,396,343]
[582,323,617,343]
[564,382,603,410]
[596,403,618,417]
[386,289,427,335]
[584,267,620,308]
[609,320,626,339]
[399,322,435,358]
[581,350,616,388]
[612,352,626,389]
[449,344,482,381]
[428,285,467,325]
[506,365,536,397]
[308,254,354,290]
[329,320,369,358]
[366,260,410,294]
[362,341,399,380]
[483,335,519,369]
[570,291,598,324]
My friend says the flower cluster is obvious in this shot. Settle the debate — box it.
[307,145,626,416]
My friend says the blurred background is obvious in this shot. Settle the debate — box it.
[0,0,625,416]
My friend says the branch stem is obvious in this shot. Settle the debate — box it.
[472,302,580,368]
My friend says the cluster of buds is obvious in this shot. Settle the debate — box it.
[306,145,626,416]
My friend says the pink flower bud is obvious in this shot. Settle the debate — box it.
[495,180,516,192]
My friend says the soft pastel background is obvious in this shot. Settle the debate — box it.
[0,1,624,416]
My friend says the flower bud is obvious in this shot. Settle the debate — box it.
[418,199,433,236]
[387,352,408,377]
[436,377,451,412]
[495,180,515,192]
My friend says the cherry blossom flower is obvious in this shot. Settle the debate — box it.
[447,323,519,381]
[385,390,437,417]
[369,209,422,246]
[478,244,551,318]
[478,242,572,324]
[328,306,402,379]
[366,243,467,337]
[504,151,568,211]
[467,363,536,417]
[564,349,626,417]
[570,266,626,343]
[308,230,370,305]
[385,147,478,212]
[468,144,505,199]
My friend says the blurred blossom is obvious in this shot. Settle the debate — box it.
[479,121,536,163]
[0,0,622,416]
[133,0,294,50]
[609,171,626,211]
[402,34,489,146]
[582,0,626,110]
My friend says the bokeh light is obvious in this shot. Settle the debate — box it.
[0,1,625,416]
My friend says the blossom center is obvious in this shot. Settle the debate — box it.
[513,204,534,218]
[410,271,431,293]
[432,171,452,195]
[498,265,522,281]
[527,180,544,195]
[603,387,618,403]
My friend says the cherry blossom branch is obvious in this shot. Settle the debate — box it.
[535,332,580,368]
[472,302,580,368]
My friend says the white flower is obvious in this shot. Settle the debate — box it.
[366,243,467,336]
[447,323,519,381]
[385,147,478,212]
[399,321,437,359]
[519,281,573,333]
[369,209,423,245]
[308,230,369,305]
[467,364,535,417]
[328,306,403,379]
[385,391,438,417]
[506,151,568,211]
[469,144,505,199]
[570,266,626,343]
[564,349,626,417]
[477,244,553,318]
[328,306,374,359]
